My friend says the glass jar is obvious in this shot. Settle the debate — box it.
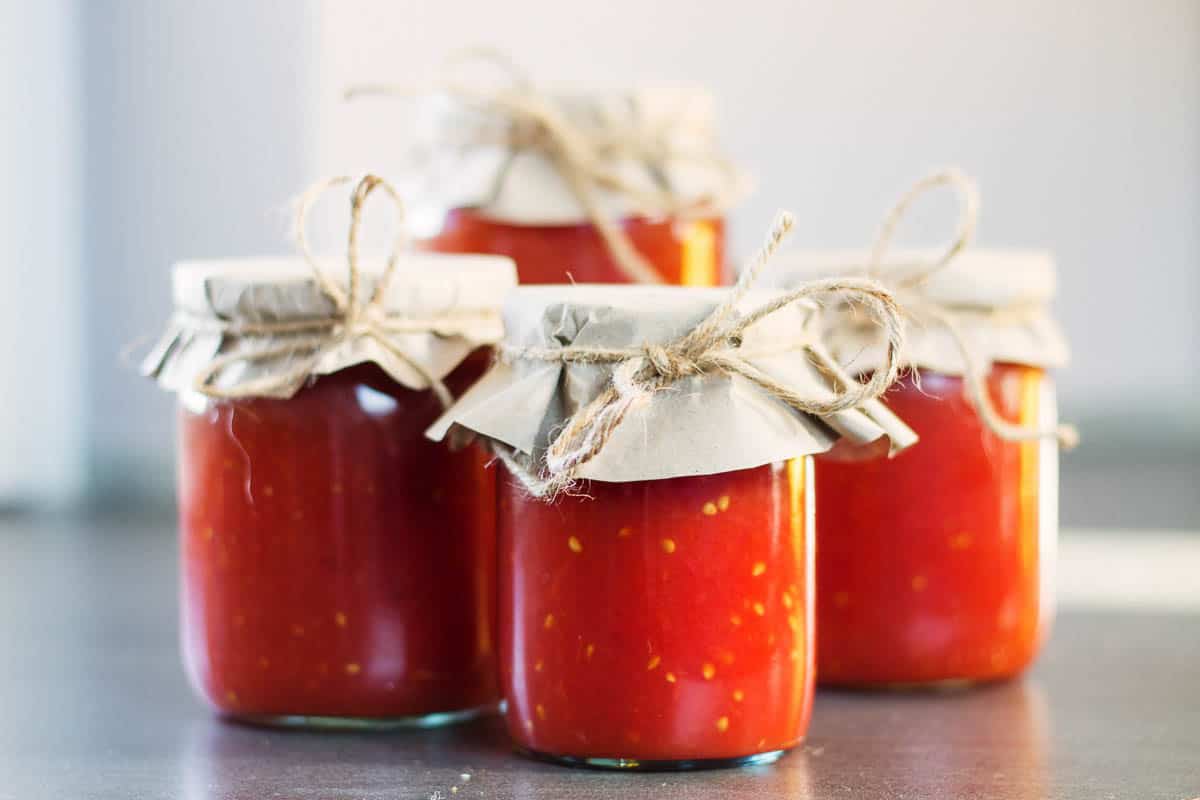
[422,209,724,286]
[771,247,1068,688]
[816,363,1057,686]
[177,355,499,726]
[145,238,518,726]
[427,280,912,766]
[400,85,740,286]
[497,459,814,768]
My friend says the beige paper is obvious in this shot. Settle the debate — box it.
[144,254,516,398]
[428,285,917,484]
[766,249,1069,375]
[404,86,748,226]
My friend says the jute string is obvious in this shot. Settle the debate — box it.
[491,210,907,498]
[863,168,1078,448]
[345,49,739,285]
[189,174,453,406]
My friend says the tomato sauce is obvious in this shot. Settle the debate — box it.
[497,458,814,767]
[816,363,1051,686]
[421,208,725,285]
[177,356,499,724]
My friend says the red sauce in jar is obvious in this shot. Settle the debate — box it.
[497,459,813,766]
[421,208,725,286]
[816,363,1050,686]
[177,355,499,722]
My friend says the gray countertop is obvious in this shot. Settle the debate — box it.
[2,515,1197,800]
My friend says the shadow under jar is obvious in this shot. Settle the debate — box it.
[405,85,738,286]
[774,249,1070,688]
[146,253,517,727]
[427,283,913,767]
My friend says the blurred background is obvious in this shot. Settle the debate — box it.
[3,0,1196,529]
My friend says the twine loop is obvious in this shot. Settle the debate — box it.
[190,174,452,406]
[861,168,1077,448]
[345,49,738,285]
[494,211,907,498]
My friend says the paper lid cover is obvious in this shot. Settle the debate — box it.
[428,283,916,486]
[766,248,1069,373]
[144,253,517,398]
[774,248,1057,310]
[397,83,747,225]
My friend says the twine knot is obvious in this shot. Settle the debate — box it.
[640,343,704,379]
[493,210,908,499]
[344,301,388,337]
[189,174,453,407]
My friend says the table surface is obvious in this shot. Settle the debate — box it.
[2,515,1197,800]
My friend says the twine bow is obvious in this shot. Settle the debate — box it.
[190,174,452,405]
[493,211,907,498]
[863,168,1078,448]
[345,48,739,285]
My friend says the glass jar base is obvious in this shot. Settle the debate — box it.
[225,703,496,731]
[518,747,789,771]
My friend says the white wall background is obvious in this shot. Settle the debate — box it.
[79,0,319,503]
[0,0,84,506]
[317,0,1200,449]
